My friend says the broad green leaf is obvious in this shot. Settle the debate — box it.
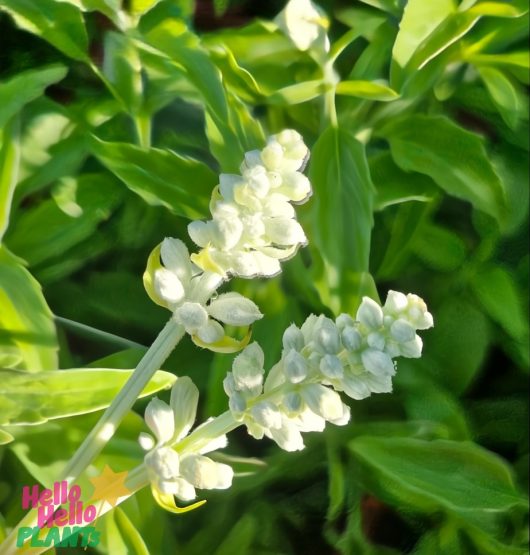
[383,115,507,226]
[357,0,401,16]
[0,118,20,242]
[335,8,387,40]
[350,436,528,533]
[336,80,399,101]
[308,126,376,314]
[213,514,257,555]
[370,152,438,210]
[0,65,67,129]
[140,7,243,170]
[466,51,530,70]
[6,174,123,269]
[424,297,490,395]
[411,223,467,272]
[270,80,327,105]
[467,1,528,17]
[130,0,162,16]
[0,0,89,61]
[391,0,456,88]
[471,265,528,341]
[478,67,525,129]
[103,32,144,114]
[56,0,121,25]
[0,246,58,372]
[0,367,176,426]
[91,138,215,219]
[395,364,471,440]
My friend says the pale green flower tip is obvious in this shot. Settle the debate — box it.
[170,377,199,442]
[145,398,175,444]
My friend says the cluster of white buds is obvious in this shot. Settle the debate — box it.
[224,291,433,451]
[146,238,263,348]
[188,130,311,278]
[140,377,233,504]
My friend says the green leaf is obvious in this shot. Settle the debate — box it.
[103,32,144,114]
[0,65,68,129]
[424,297,490,395]
[477,67,525,129]
[467,1,528,17]
[391,0,456,88]
[471,265,528,341]
[336,80,399,101]
[0,0,89,61]
[6,174,123,269]
[466,51,530,70]
[370,152,438,210]
[0,246,58,372]
[350,436,528,533]
[269,80,327,105]
[140,8,243,170]
[91,138,215,219]
[308,126,376,314]
[383,115,507,226]
[0,429,14,445]
[113,507,150,555]
[411,223,467,272]
[0,367,176,426]
[0,118,20,242]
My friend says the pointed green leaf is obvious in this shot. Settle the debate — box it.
[0,367,176,426]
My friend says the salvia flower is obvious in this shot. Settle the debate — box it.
[144,237,263,348]
[188,130,311,278]
[141,377,233,505]
[224,291,433,450]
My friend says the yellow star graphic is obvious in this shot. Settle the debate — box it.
[89,465,131,509]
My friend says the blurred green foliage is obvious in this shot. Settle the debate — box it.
[0,0,528,553]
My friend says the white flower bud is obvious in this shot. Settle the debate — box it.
[170,377,199,442]
[390,319,416,343]
[251,401,282,429]
[367,332,385,351]
[232,342,265,392]
[145,398,174,444]
[399,335,423,358]
[315,318,341,353]
[283,323,305,352]
[180,455,233,490]
[361,348,395,377]
[219,174,243,201]
[384,290,408,313]
[244,165,271,198]
[278,172,311,202]
[275,0,328,52]
[264,217,306,246]
[175,301,209,332]
[336,313,355,330]
[243,150,262,169]
[154,268,185,305]
[320,354,343,379]
[138,432,155,451]
[300,384,344,422]
[173,478,196,502]
[160,238,192,285]
[145,446,180,481]
[188,220,213,248]
[207,292,263,326]
[282,392,303,415]
[341,326,362,351]
[269,419,305,451]
[341,375,372,400]
[196,319,225,343]
[284,349,308,383]
[356,297,384,329]
[229,392,247,414]
[261,141,284,171]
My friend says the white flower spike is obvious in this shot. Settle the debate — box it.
[189,130,311,279]
[224,292,433,451]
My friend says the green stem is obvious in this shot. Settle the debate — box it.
[134,113,152,148]
[61,318,184,483]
